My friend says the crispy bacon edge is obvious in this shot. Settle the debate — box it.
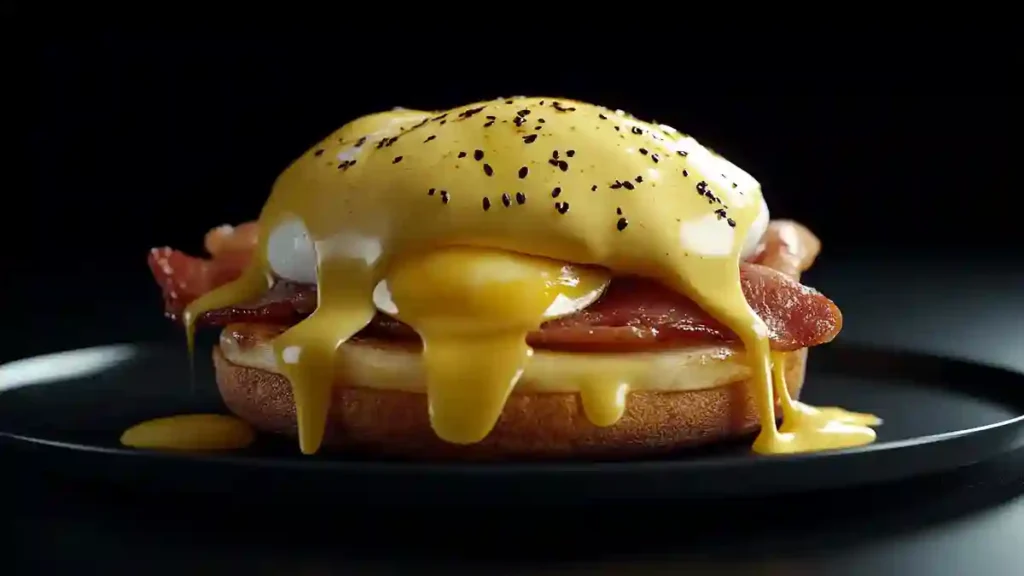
[147,220,841,351]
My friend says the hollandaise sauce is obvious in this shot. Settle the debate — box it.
[158,97,878,456]
[120,414,255,451]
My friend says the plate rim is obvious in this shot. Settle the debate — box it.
[1,342,1023,477]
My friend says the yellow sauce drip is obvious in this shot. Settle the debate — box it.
[579,380,631,427]
[271,259,376,454]
[120,414,256,451]
[183,265,273,362]
[765,351,881,453]
[167,96,880,456]
[383,247,609,443]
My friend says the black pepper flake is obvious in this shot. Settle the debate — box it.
[483,119,495,127]
[423,135,436,143]
[522,134,538,144]
[614,126,621,132]
[458,106,486,119]
[552,150,560,159]
[548,159,559,167]
[428,188,436,196]
[591,185,597,191]
[639,148,649,155]
[551,187,562,198]
[534,125,542,131]
[616,207,622,215]
[551,102,576,112]
[392,156,403,164]
[610,181,623,189]
[355,136,367,147]
[651,154,660,163]
[566,149,575,157]
[431,113,448,122]
[696,181,723,205]
[518,166,529,179]
[682,170,689,177]
[458,151,467,158]
[374,136,398,149]
[616,217,629,231]
[473,149,484,161]
[732,182,738,188]
[513,116,526,127]
[313,149,324,157]
[555,201,570,214]
[516,109,531,117]
[631,127,643,135]
[558,161,568,172]
[677,150,688,157]
[482,197,491,211]
[598,113,608,120]
[515,192,526,204]
[440,191,450,204]
[537,118,546,123]
[505,99,514,104]
[622,181,635,190]
[337,159,357,171]
[501,193,511,207]
[635,176,643,183]
[483,164,493,176]
[727,218,736,227]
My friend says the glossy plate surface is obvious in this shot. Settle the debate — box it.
[1,342,1022,502]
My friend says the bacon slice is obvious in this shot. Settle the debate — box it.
[189,266,839,351]
[199,280,317,326]
[147,247,248,319]
[204,222,259,258]
[748,219,821,278]
[148,223,259,319]
[148,221,841,351]
[534,268,839,351]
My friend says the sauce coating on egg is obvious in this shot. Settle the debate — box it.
[182,96,879,455]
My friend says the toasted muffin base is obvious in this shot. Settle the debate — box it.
[212,344,808,460]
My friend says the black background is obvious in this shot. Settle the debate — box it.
[21,33,1017,310]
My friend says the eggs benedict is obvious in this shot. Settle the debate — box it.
[144,96,880,459]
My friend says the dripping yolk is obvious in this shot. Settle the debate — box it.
[377,247,611,443]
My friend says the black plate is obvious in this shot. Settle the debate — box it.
[1,342,1023,503]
